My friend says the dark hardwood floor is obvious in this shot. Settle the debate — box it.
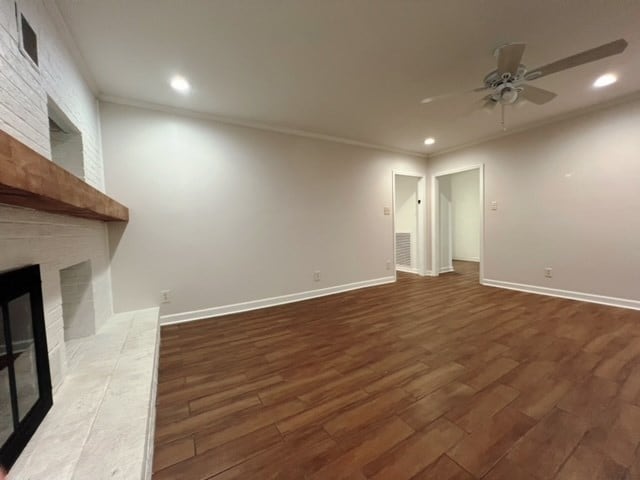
[153,261,640,479]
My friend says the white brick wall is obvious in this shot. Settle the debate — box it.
[0,206,112,389]
[0,0,104,189]
[0,0,113,390]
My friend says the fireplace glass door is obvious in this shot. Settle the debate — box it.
[0,266,52,472]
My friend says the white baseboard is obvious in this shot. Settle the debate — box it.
[453,256,480,262]
[395,265,418,274]
[483,279,640,311]
[439,265,454,273]
[160,276,396,325]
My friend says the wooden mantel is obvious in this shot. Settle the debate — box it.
[0,129,128,222]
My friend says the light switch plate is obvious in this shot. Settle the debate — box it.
[160,290,171,303]
[383,207,391,215]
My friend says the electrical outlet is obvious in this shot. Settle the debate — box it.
[386,260,391,270]
[313,271,321,282]
[160,290,171,303]
[544,267,552,278]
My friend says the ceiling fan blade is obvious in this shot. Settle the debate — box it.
[481,96,498,112]
[497,43,526,76]
[520,85,557,105]
[421,86,488,104]
[525,38,627,80]
[455,96,496,117]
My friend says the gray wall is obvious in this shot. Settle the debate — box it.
[101,102,427,317]
[430,98,640,301]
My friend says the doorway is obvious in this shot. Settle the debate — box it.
[393,172,426,276]
[431,165,484,281]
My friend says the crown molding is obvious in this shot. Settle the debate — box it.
[100,89,640,162]
[47,0,99,95]
[98,94,428,159]
[429,90,640,158]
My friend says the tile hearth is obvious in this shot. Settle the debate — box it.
[8,308,159,480]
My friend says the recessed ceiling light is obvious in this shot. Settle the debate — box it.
[170,75,190,93]
[593,73,617,88]
[424,137,435,145]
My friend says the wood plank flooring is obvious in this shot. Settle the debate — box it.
[153,261,640,479]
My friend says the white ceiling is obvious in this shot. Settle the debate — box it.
[56,0,640,155]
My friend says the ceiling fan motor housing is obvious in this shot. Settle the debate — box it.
[484,65,526,104]
[484,65,527,87]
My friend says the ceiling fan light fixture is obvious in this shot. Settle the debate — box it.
[495,82,519,105]
[424,137,435,145]
[170,75,191,93]
[593,73,617,88]
[501,88,519,104]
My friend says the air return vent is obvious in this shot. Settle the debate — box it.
[395,232,412,267]
[16,5,38,67]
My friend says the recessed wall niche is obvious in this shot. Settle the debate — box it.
[47,97,84,180]
[59,260,96,341]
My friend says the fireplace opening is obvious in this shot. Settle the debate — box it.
[59,260,96,341]
[0,266,52,472]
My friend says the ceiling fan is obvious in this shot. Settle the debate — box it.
[420,39,628,130]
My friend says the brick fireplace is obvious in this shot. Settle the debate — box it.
[0,2,152,478]
[0,0,119,395]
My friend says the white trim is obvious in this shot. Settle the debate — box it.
[160,276,396,325]
[483,279,640,311]
[447,201,453,270]
[453,256,480,262]
[46,0,100,94]
[432,164,485,178]
[99,95,427,158]
[431,164,485,283]
[395,265,418,274]
[439,265,454,273]
[392,171,427,278]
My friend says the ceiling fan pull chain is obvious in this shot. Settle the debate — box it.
[501,104,506,131]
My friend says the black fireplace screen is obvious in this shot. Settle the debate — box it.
[0,265,52,471]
